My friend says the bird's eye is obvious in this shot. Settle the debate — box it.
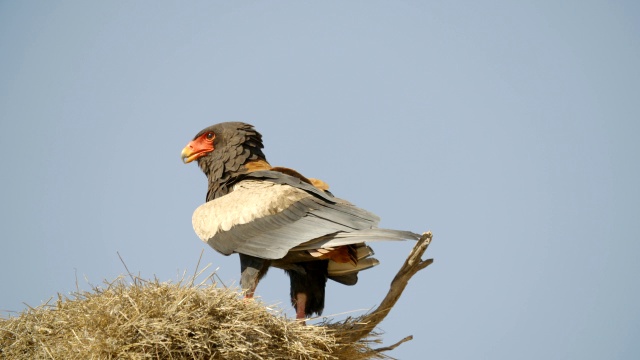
[206,132,214,140]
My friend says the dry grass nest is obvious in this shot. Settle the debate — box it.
[0,270,391,360]
[2,233,434,359]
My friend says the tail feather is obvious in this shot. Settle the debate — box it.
[327,244,379,285]
[328,273,358,285]
[328,257,380,276]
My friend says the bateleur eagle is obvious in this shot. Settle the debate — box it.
[181,122,419,319]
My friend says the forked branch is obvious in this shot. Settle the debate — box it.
[336,231,433,344]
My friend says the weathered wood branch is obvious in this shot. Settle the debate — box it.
[373,335,414,353]
[334,231,433,345]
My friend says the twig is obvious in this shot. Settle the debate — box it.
[189,250,205,287]
[341,231,433,343]
[373,335,413,352]
[117,251,136,284]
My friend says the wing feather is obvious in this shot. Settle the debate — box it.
[192,171,416,260]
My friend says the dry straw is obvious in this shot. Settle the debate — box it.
[1,233,432,359]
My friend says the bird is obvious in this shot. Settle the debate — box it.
[181,122,420,320]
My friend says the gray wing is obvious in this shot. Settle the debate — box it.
[192,172,418,260]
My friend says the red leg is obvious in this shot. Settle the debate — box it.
[244,283,258,299]
[294,293,307,320]
[240,254,270,299]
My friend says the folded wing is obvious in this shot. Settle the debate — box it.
[192,171,419,260]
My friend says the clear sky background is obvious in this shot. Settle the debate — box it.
[1,1,639,359]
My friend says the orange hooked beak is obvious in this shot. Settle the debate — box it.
[181,133,215,163]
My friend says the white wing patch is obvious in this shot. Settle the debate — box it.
[192,180,310,243]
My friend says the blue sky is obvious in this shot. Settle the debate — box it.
[1,1,639,359]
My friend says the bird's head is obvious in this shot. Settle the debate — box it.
[182,122,267,199]
[181,129,215,164]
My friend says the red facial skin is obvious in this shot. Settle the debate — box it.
[181,132,215,163]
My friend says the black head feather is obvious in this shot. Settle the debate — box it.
[193,122,267,200]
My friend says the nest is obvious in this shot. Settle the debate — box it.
[1,233,432,359]
[0,273,385,360]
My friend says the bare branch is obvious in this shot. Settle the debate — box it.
[339,231,434,343]
[374,335,414,353]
